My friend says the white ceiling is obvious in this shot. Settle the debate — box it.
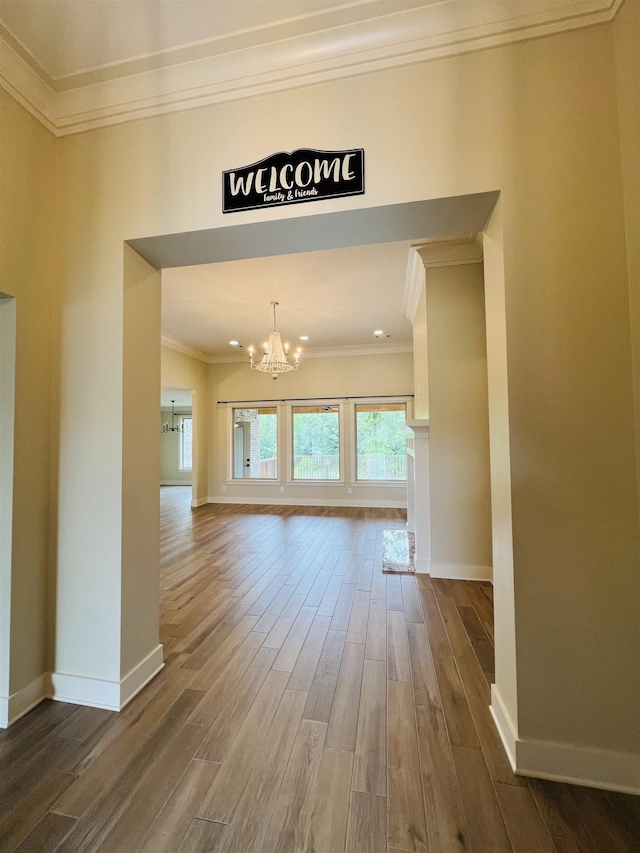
[0,0,430,84]
[161,387,192,408]
[0,0,620,134]
[161,240,416,357]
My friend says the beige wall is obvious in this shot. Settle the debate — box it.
[208,352,413,506]
[161,345,209,504]
[160,408,192,484]
[52,22,639,759]
[426,263,492,573]
[0,9,635,777]
[614,0,640,514]
[0,89,57,706]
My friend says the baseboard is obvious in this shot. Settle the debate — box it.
[489,684,518,771]
[120,645,165,708]
[191,496,208,507]
[161,480,192,486]
[0,672,49,729]
[490,685,640,794]
[207,495,407,509]
[414,556,431,574]
[430,561,493,582]
[49,644,164,713]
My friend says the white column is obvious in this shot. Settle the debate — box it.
[406,419,430,573]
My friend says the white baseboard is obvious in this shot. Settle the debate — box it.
[414,556,431,574]
[490,685,640,794]
[430,561,493,582]
[161,480,192,486]
[0,672,49,729]
[191,496,208,507]
[50,644,164,713]
[120,645,165,708]
[207,495,407,509]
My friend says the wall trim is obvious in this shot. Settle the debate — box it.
[119,645,165,709]
[0,0,625,136]
[161,333,210,363]
[191,496,209,508]
[0,672,49,729]
[403,248,426,323]
[161,336,412,364]
[490,685,640,794]
[208,495,407,509]
[49,645,164,713]
[430,561,493,582]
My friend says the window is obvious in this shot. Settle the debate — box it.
[292,405,340,480]
[355,403,407,480]
[233,407,278,479]
[179,416,193,471]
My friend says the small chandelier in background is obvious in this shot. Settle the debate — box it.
[162,400,186,433]
[249,302,301,379]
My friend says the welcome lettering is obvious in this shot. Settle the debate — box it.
[223,148,364,213]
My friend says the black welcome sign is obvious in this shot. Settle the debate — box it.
[222,148,364,213]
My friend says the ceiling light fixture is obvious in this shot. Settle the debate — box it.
[248,302,301,380]
[374,329,384,336]
[161,400,186,433]
[229,340,239,346]
[300,335,309,341]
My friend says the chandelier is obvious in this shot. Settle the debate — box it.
[162,400,186,433]
[249,302,301,378]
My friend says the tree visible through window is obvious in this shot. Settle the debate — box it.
[293,405,340,479]
[179,417,193,471]
[356,404,406,480]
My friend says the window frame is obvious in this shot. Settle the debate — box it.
[349,397,410,486]
[178,415,193,472]
[226,403,283,484]
[287,399,345,485]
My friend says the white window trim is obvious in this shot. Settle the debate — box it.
[178,415,193,472]
[227,403,283,484]
[287,399,345,486]
[349,397,410,485]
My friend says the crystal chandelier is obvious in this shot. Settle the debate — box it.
[162,400,186,433]
[249,302,301,378]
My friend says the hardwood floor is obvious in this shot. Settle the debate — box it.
[1,486,638,852]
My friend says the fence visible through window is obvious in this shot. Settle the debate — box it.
[355,403,407,480]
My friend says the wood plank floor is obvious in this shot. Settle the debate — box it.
[1,487,638,852]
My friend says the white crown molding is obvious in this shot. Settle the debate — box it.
[418,235,484,269]
[0,0,625,136]
[206,341,413,363]
[403,247,426,323]
[161,333,211,363]
[404,236,483,322]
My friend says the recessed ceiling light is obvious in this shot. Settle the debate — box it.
[374,330,384,336]
[229,340,239,346]
[300,335,309,341]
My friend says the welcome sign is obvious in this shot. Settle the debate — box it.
[222,148,364,213]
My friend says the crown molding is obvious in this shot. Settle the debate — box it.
[0,0,624,137]
[161,334,412,363]
[207,341,413,363]
[403,236,483,323]
[403,247,426,324]
[161,333,211,363]
[418,235,484,269]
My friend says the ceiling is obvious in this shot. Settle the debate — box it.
[0,0,429,85]
[0,0,621,135]
[161,387,192,408]
[161,240,416,357]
